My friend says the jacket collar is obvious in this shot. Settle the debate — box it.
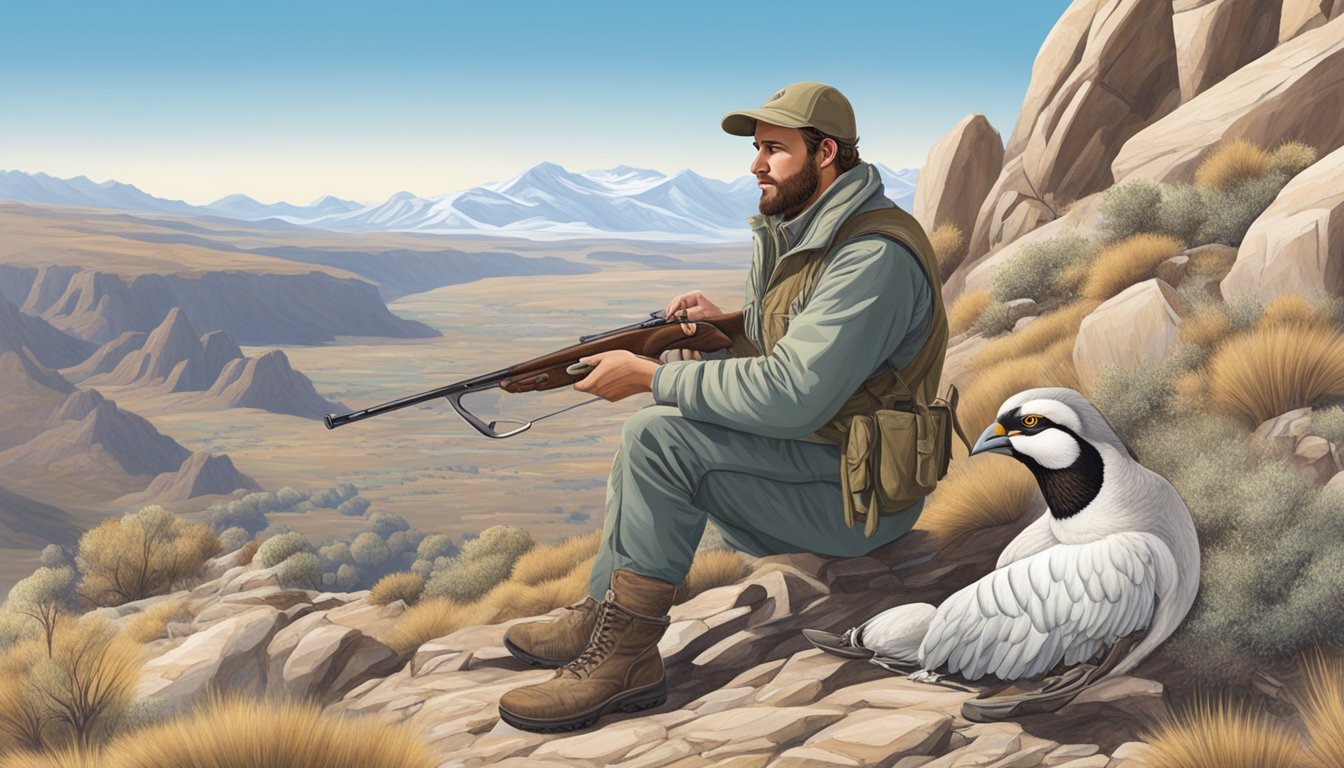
[747,163,886,259]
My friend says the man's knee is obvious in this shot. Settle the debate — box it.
[619,405,688,453]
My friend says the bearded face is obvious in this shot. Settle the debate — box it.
[758,149,821,219]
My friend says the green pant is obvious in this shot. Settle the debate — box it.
[588,405,923,598]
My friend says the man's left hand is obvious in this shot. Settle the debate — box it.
[573,350,661,401]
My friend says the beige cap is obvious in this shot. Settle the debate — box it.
[721,82,857,142]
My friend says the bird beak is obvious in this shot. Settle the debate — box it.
[970,423,1014,457]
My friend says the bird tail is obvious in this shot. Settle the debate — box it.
[858,602,936,669]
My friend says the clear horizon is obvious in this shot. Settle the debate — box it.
[1,1,1071,206]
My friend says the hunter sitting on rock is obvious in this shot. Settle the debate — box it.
[497,81,949,733]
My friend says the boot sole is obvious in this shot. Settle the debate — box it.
[498,679,668,733]
[503,636,569,669]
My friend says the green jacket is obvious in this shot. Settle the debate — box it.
[651,162,934,440]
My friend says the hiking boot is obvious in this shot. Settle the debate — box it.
[504,595,600,668]
[497,569,676,733]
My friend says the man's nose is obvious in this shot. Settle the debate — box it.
[750,149,768,176]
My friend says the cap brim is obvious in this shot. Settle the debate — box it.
[721,107,812,136]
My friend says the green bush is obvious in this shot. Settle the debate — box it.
[279,552,323,590]
[460,525,534,562]
[1224,294,1265,331]
[1156,184,1207,246]
[423,552,516,603]
[1092,343,1207,443]
[218,526,251,553]
[370,513,410,539]
[310,482,358,509]
[1097,178,1164,243]
[969,300,1016,337]
[350,532,391,569]
[416,534,458,561]
[991,231,1094,303]
[1310,406,1344,445]
[335,563,361,590]
[337,497,371,517]
[1268,141,1318,177]
[1135,412,1344,683]
[255,531,312,568]
[1198,171,1290,246]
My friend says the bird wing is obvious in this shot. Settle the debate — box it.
[995,511,1060,570]
[919,531,1164,681]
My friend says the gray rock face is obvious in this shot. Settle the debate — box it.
[1073,279,1190,391]
[1173,0,1281,102]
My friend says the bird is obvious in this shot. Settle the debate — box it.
[806,387,1200,688]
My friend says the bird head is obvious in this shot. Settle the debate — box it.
[970,387,1126,470]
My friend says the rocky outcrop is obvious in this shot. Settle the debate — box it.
[97,308,225,389]
[1074,279,1190,392]
[1173,0,1281,102]
[914,115,1004,243]
[1220,144,1344,302]
[9,266,438,345]
[1112,15,1344,186]
[0,349,75,451]
[969,0,1181,261]
[60,330,147,382]
[46,388,107,425]
[203,350,343,420]
[136,452,260,501]
[0,293,94,369]
[1280,0,1343,42]
[0,399,189,478]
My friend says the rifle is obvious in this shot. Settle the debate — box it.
[324,309,744,438]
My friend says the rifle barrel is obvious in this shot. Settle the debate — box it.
[323,368,511,429]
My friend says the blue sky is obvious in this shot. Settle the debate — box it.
[1,1,1072,205]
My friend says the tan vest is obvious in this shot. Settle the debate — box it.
[757,207,949,444]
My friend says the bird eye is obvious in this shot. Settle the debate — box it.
[1022,415,1041,428]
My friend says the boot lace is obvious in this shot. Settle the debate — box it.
[562,600,631,678]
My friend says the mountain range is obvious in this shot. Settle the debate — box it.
[0,164,919,242]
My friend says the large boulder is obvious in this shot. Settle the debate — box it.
[1279,0,1343,43]
[969,0,1181,261]
[137,606,282,706]
[1173,0,1281,102]
[914,114,1004,243]
[1220,144,1344,302]
[1074,279,1190,392]
[1112,15,1344,185]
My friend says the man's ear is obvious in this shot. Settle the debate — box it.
[817,137,838,169]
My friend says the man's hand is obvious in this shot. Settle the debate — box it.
[665,290,723,326]
[573,350,661,402]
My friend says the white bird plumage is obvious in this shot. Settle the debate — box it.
[848,387,1200,682]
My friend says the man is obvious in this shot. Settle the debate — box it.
[497,82,948,733]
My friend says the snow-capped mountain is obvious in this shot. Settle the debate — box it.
[0,162,919,242]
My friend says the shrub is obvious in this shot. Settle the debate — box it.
[1179,306,1233,348]
[215,527,251,554]
[335,564,361,591]
[928,222,966,277]
[415,534,458,562]
[1091,343,1207,443]
[423,552,516,604]
[37,546,66,570]
[1260,293,1325,329]
[254,531,312,569]
[368,513,410,539]
[947,290,992,337]
[509,530,601,587]
[350,533,391,569]
[48,694,437,768]
[274,486,306,510]
[1194,138,1271,190]
[460,525,534,562]
[309,482,357,509]
[30,616,142,749]
[336,497,371,518]
[1144,698,1304,768]
[482,575,587,622]
[1157,184,1207,245]
[77,507,219,607]
[1206,322,1344,427]
[370,573,425,606]
[1268,140,1318,178]
[122,599,192,644]
[0,639,47,751]
[968,300,1015,337]
[1198,170,1290,246]
[1309,406,1344,446]
[319,542,354,569]
[5,567,76,657]
[278,552,323,590]
[1097,178,1163,243]
[990,231,1095,303]
[382,598,496,655]
[971,301,1095,371]
[915,459,1038,543]
[1138,412,1344,682]
[1081,233,1184,302]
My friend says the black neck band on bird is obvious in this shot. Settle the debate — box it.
[1017,428,1105,520]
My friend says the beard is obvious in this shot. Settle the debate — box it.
[758,154,820,219]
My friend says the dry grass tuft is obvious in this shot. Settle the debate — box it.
[369,572,425,607]
[1179,306,1233,348]
[676,550,750,603]
[971,301,1096,372]
[380,598,496,655]
[509,530,601,586]
[1172,370,1212,413]
[1081,233,1184,302]
[41,695,438,768]
[1297,651,1344,768]
[1144,699,1304,768]
[1269,140,1319,177]
[929,222,967,277]
[1207,323,1344,426]
[948,290,993,337]
[122,599,193,644]
[1194,139,1271,190]
[963,337,1081,431]
[1260,293,1329,330]
[482,572,588,622]
[914,460,1038,543]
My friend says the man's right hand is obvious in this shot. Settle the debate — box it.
[664,290,723,323]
